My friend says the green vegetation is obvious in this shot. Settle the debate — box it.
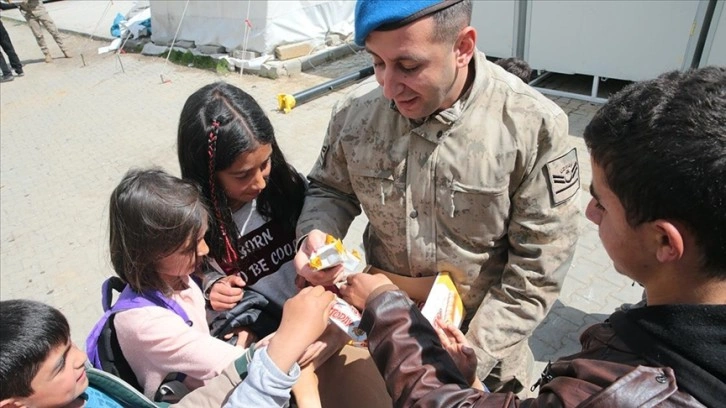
[161,49,230,74]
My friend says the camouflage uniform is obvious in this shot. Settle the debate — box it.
[17,0,69,61]
[297,52,581,393]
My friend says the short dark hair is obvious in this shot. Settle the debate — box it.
[0,300,71,399]
[495,57,533,83]
[109,168,208,294]
[431,0,471,43]
[584,66,726,278]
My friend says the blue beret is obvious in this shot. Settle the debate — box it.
[354,0,464,46]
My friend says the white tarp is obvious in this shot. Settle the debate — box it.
[149,0,354,56]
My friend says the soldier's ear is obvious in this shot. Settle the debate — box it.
[453,26,476,68]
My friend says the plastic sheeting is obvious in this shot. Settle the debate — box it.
[149,1,354,56]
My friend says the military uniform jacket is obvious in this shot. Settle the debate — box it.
[297,51,581,377]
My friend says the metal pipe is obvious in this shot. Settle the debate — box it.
[278,66,374,113]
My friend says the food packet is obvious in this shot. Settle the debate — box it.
[308,235,367,344]
[309,234,362,273]
[328,296,367,346]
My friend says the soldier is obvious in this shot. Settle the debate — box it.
[294,0,580,394]
[16,0,71,63]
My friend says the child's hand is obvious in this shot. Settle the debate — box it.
[209,275,245,311]
[434,316,478,387]
[339,272,393,310]
[223,327,257,348]
[294,230,346,286]
[266,286,336,373]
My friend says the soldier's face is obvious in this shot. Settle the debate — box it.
[366,17,463,120]
[585,161,654,282]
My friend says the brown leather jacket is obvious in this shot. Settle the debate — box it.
[360,289,722,407]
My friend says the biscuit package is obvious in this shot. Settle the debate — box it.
[419,272,465,328]
[329,296,367,346]
[308,235,367,344]
[309,234,362,272]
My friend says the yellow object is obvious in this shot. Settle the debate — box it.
[309,235,362,271]
[310,257,322,270]
[277,93,297,113]
[419,272,465,328]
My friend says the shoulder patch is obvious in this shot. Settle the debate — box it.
[545,148,580,206]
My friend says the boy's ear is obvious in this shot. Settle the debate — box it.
[653,220,685,263]
[0,398,24,408]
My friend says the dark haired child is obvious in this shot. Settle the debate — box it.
[1,300,88,408]
[494,57,533,83]
[3,289,335,407]
[177,83,340,406]
[177,82,306,327]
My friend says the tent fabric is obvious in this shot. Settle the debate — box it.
[149,0,354,56]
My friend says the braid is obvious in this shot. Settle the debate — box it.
[207,120,240,272]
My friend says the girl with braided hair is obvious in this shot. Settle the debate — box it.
[177,82,308,345]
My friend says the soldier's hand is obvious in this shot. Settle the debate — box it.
[294,229,345,286]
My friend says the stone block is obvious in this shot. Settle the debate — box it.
[231,49,259,60]
[275,41,313,61]
[282,59,302,76]
[141,42,169,56]
[260,63,284,79]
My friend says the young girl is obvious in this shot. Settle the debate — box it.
[105,168,334,405]
[178,83,343,407]
[177,82,306,337]
[107,168,244,399]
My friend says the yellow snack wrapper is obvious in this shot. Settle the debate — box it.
[309,235,362,272]
[419,272,465,328]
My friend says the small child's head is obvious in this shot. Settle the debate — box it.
[109,168,209,294]
[1,300,88,408]
[494,57,532,83]
[177,82,306,270]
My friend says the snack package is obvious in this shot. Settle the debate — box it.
[309,234,362,273]
[367,267,465,329]
[419,272,465,328]
[329,296,367,345]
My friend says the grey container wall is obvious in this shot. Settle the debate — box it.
[524,0,709,82]
[700,1,726,67]
[470,0,521,59]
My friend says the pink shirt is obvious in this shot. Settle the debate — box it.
[114,278,245,398]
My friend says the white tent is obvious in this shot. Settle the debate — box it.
[149,0,355,56]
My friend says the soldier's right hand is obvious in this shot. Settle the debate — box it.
[294,229,345,286]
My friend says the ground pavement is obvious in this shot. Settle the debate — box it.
[0,4,643,388]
